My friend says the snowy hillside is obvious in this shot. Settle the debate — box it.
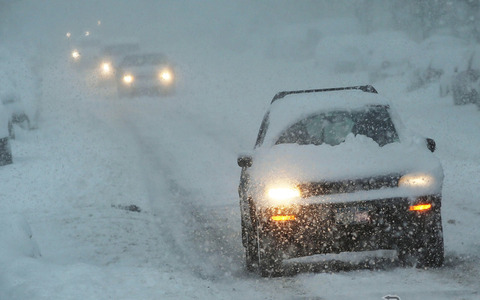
[1,1,480,299]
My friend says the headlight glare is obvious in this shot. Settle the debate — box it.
[267,187,301,201]
[123,74,134,84]
[159,68,174,84]
[398,173,435,188]
[71,50,80,60]
[102,62,111,72]
[101,62,112,75]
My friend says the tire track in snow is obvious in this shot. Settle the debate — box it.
[107,98,245,280]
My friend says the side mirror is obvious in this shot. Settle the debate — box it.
[426,138,436,153]
[237,155,253,168]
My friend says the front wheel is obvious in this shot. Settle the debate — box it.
[257,226,283,277]
[244,225,258,272]
[117,86,134,98]
[0,137,13,166]
[398,213,444,268]
[417,214,444,268]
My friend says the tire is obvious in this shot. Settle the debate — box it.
[452,89,464,105]
[244,225,258,272]
[398,212,444,268]
[0,137,13,166]
[117,86,133,98]
[417,213,444,268]
[257,226,283,277]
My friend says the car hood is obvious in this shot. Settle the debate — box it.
[249,134,443,195]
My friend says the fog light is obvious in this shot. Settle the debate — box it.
[409,203,432,211]
[271,215,296,221]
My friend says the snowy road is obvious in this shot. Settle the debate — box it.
[1,50,479,299]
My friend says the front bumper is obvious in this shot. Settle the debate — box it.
[117,81,174,96]
[257,195,442,259]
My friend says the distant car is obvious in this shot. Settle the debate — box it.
[69,34,103,70]
[237,86,444,277]
[0,105,12,166]
[451,69,480,106]
[95,41,141,84]
[116,53,175,97]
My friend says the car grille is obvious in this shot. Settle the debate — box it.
[298,174,401,197]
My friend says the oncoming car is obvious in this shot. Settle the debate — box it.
[95,41,141,84]
[237,85,444,277]
[116,53,175,97]
[69,35,103,70]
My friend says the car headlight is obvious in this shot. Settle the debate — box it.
[123,74,134,84]
[100,62,112,75]
[71,50,80,60]
[159,68,174,84]
[266,187,301,201]
[398,173,435,188]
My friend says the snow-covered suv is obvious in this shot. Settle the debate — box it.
[237,85,444,277]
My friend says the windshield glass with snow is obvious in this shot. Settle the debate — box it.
[275,105,399,147]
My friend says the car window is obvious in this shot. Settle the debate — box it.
[275,105,399,147]
[121,54,166,67]
[103,44,140,57]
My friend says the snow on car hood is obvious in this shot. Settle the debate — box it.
[249,134,443,201]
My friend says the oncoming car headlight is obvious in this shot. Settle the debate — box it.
[398,173,435,188]
[122,74,134,84]
[71,50,80,60]
[266,187,301,201]
[100,62,112,75]
[159,68,174,84]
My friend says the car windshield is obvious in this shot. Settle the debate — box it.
[102,43,140,57]
[121,54,167,67]
[78,38,101,48]
[275,105,399,147]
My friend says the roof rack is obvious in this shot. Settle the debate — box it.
[271,85,378,104]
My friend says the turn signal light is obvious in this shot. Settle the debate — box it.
[409,203,432,211]
[271,215,296,221]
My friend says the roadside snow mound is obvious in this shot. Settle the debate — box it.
[0,214,41,259]
[0,46,40,129]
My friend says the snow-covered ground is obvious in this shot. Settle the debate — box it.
[1,1,480,299]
